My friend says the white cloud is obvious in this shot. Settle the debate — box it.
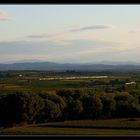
[0,11,11,20]
[27,33,52,39]
[0,36,139,63]
[69,24,114,32]
[128,29,140,34]
[25,24,115,43]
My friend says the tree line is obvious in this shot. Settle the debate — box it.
[0,89,140,127]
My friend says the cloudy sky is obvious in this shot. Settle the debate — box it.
[0,5,140,63]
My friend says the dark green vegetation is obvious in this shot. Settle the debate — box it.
[1,70,140,135]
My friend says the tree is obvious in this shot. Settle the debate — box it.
[113,92,140,118]
[100,95,116,118]
[38,92,66,117]
[21,93,44,124]
[37,99,61,122]
[0,92,44,127]
[82,94,103,119]
[65,99,83,119]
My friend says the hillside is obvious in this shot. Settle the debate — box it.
[0,61,140,71]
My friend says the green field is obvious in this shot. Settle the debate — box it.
[1,119,140,135]
[0,71,138,93]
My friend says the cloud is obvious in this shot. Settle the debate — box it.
[26,32,63,39]
[26,24,114,41]
[0,11,11,20]
[0,38,139,63]
[27,33,52,39]
[69,24,114,32]
[26,25,113,41]
[128,29,140,34]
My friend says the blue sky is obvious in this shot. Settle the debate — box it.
[0,5,140,63]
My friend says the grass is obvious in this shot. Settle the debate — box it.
[2,126,140,135]
[1,119,140,135]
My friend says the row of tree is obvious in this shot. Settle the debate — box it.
[0,89,140,127]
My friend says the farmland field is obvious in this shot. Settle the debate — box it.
[1,119,140,135]
[0,71,137,92]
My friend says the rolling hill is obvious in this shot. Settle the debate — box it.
[0,61,140,71]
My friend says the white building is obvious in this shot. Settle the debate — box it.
[125,81,136,85]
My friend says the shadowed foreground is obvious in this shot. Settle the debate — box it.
[1,119,140,135]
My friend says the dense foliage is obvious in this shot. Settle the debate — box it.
[1,71,140,127]
[0,88,140,127]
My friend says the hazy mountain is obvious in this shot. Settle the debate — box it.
[1,60,140,65]
[0,61,140,71]
[0,59,46,64]
[97,61,140,65]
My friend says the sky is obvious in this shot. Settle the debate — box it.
[0,5,140,63]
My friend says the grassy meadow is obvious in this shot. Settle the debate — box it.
[1,119,140,135]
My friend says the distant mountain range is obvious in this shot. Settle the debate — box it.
[0,60,140,71]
